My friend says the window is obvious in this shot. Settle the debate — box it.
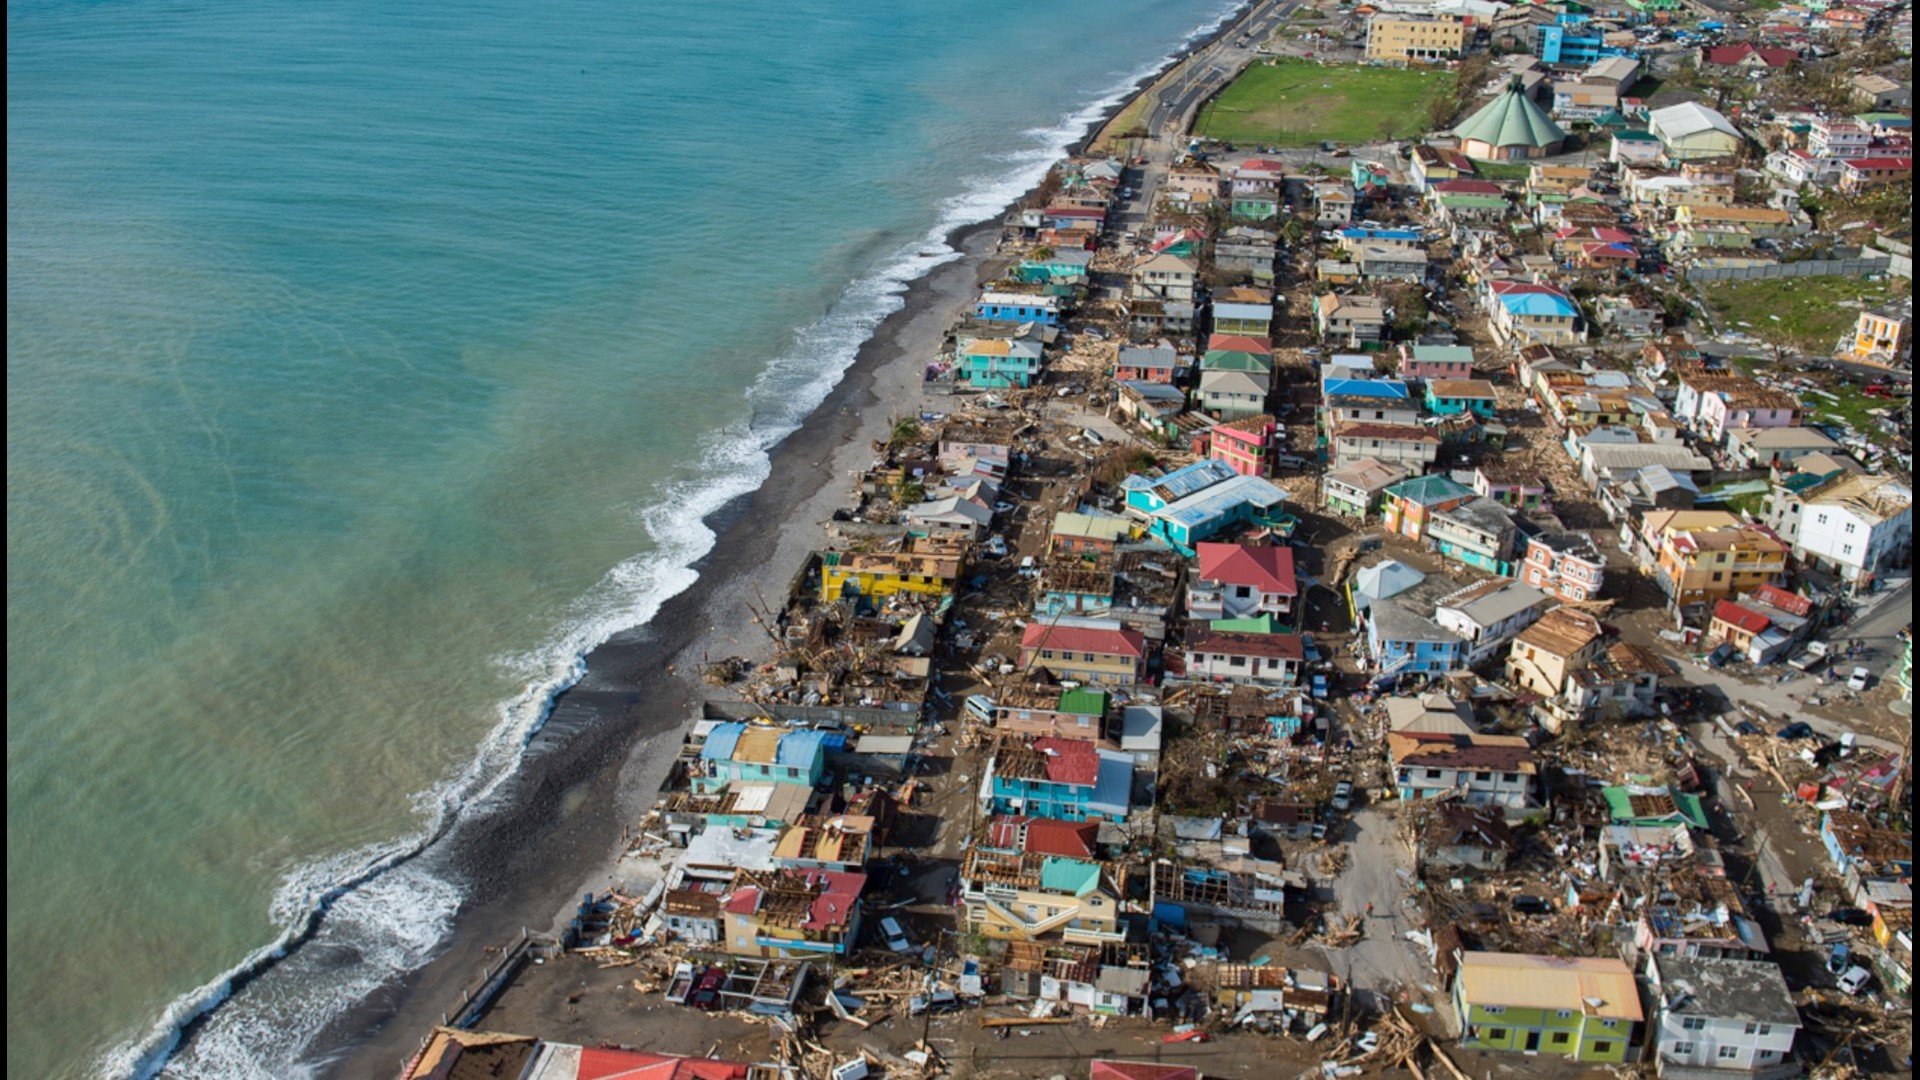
[1718,1046,1740,1061]
[1681,1017,1705,1031]
[1591,1042,1613,1055]
[1555,1010,1573,1020]
[1041,649,1055,660]
[1549,1031,1570,1044]
[1425,768,1444,779]
[1503,772,1521,783]
[1481,1005,1505,1016]
[1229,655,1247,667]
[1484,1028,1508,1042]
[1673,1042,1695,1056]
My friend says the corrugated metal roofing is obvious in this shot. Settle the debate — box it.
[1456,952,1642,1019]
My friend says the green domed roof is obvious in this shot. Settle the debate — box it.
[1455,78,1567,153]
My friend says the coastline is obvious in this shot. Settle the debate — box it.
[294,4,1262,1075]
[314,220,1005,1078]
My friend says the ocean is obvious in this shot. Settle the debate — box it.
[7,0,1235,1074]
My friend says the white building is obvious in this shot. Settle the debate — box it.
[1645,955,1800,1079]
[1769,472,1913,585]
[1433,579,1554,665]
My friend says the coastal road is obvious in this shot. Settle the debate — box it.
[1145,0,1302,140]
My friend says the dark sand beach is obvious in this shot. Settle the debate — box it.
[310,4,1263,1070]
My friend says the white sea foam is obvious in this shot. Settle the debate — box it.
[104,3,1246,1076]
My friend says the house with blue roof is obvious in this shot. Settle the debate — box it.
[1148,474,1290,556]
[1123,459,1238,518]
[1320,376,1410,400]
[1486,280,1584,347]
[696,723,830,794]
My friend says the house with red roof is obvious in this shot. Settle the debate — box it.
[1700,43,1797,70]
[1208,413,1277,477]
[985,814,1100,859]
[720,867,867,958]
[1838,156,1912,194]
[1020,622,1148,685]
[1709,585,1815,664]
[1189,541,1298,620]
[1206,332,1273,356]
[984,735,1135,821]
[1091,1062,1200,1080]
[1184,629,1305,686]
[400,1028,764,1080]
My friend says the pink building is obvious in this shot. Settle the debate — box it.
[1522,531,1606,603]
[1696,385,1800,444]
[1398,344,1474,380]
[1209,414,1276,477]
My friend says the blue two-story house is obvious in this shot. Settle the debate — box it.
[1123,459,1240,518]
[696,723,831,794]
[1148,474,1290,556]
[975,290,1062,326]
[1363,600,1466,686]
[1423,378,1499,418]
[984,736,1133,822]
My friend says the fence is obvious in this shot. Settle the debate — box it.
[1685,255,1892,282]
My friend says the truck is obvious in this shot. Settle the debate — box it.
[1787,639,1829,673]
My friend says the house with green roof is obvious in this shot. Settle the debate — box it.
[1456,78,1568,161]
[960,846,1123,945]
[1381,474,1476,542]
[1609,128,1664,166]
[1602,784,1708,830]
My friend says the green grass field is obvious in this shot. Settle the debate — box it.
[1193,60,1454,146]
[1700,275,1905,354]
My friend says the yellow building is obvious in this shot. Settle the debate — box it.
[1850,305,1911,366]
[818,540,962,600]
[961,848,1124,946]
[1671,204,1795,239]
[1506,607,1606,699]
[1365,15,1469,62]
[1652,520,1787,610]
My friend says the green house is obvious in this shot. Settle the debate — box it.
[1455,952,1642,1063]
[1232,193,1279,222]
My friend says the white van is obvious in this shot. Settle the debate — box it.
[964,694,997,723]
[1837,965,1873,996]
[1018,556,1039,578]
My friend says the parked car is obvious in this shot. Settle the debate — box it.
[982,535,1008,558]
[1847,666,1871,692]
[1311,673,1330,699]
[1837,965,1874,996]
[1330,781,1354,812]
[1825,907,1874,927]
[878,916,913,954]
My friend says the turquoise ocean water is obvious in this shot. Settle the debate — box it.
[6,0,1232,1075]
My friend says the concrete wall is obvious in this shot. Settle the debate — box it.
[1685,255,1892,282]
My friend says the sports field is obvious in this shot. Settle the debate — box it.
[1193,59,1454,146]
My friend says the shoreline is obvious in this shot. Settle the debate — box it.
[297,4,1261,1074]
[314,219,1004,1077]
